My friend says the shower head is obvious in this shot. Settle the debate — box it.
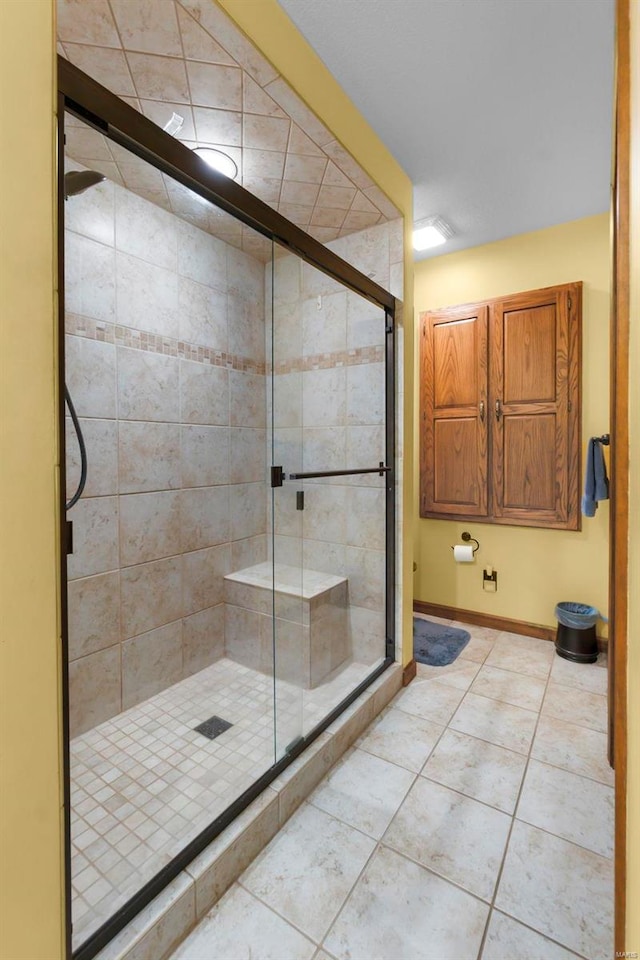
[64,169,106,199]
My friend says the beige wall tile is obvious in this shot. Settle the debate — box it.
[227,296,265,364]
[302,539,346,577]
[180,361,229,425]
[344,547,385,612]
[67,571,120,661]
[183,605,225,677]
[181,425,229,487]
[302,368,346,427]
[302,427,346,474]
[119,491,181,567]
[140,99,196,140]
[242,148,286,181]
[229,428,266,484]
[179,0,277,86]
[122,620,183,710]
[180,486,230,552]
[117,348,180,422]
[177,219,227,288]
[115,187,177,271]
[243,114,290,153]
[116,251,179,338]
[230,482,267,540]
[303,484,348,544]
[65,232,115,323]
[231,535,267,571]
[349,606,386,663]
[347,362,385,426]
[302,291,346,356]
[118,421,181,494]
[346,425,385,478]
[178,276,227,350]
[65,176,115,246]
[64,43,136,97]
[243,74,286,119]
[66,418,118,499]
[229,372,266,428]
[121,556,183,639]
[192,106,242,147]
[273,374,302,428]
[183,543,232,615]
[67,496,119,580]
[346,487,386,550]
[225,604,273,673]
[346,292,385,349]
[69,646,121,738]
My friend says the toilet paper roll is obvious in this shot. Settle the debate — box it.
[453,544,475,563]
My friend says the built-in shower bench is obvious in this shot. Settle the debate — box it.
[224,562,349,688]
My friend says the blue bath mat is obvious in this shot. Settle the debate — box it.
[413,617,471,666]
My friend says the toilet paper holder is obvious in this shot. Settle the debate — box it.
[450,531,480,555]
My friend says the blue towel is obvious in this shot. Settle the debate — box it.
[582,438,610,517]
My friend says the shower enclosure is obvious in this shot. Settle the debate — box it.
[59,58,395,960]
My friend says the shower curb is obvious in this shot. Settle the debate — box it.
[93,663,403,960]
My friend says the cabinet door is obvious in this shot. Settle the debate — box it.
[420,304,489,517]
[490,283,581,529]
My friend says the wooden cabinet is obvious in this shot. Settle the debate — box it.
[420,282,581,530]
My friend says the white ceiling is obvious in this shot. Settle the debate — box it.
[277,0,615,259]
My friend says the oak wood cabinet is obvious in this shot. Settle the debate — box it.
[420,281,581,530]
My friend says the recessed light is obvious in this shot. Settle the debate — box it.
[413,216,453,251]
[193,147,238,180]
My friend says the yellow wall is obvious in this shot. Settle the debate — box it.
[414,214,611,632]
[626,0,639,946]
[0,1,65,958]
[219,0,416,666]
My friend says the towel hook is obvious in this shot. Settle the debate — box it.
[594,434,610,446]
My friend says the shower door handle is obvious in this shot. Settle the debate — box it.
[287,462,390,480]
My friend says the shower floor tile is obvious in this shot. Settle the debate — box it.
[70,656,376,948]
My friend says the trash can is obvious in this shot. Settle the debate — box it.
[554,602,599,663]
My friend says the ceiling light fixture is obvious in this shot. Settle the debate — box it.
[413,215,453,251]
[193,147,238,180]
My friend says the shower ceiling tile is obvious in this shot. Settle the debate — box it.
[186,61,242,111]
[175,4,235,66]
[127,52,190,103]
[177,0,278,87]
[64,43,137,97]
[243,75,287,119]
[58,0,400,259]
[192,106,242,147]
[110,0,183,57]
[243,114,291,153]
[57,0,120,48]
[283,154,328,185]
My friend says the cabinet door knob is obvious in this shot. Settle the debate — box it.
[495,399,502,421]
[479,400,485,422]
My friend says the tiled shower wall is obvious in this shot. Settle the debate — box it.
[271,219,404,665]
[65,174,267,737]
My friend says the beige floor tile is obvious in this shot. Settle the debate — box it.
[482,910,581,960]
[550,655,608,695]
[414,613,451,626]
[383,778,511,901]
[309,747,414,839]
[323,846,489,960]
[531,715,614,786]
[415,659,480,690]
[542,680,608,732]
[171,884,315,960]
[495,821,613,958]
[422,728,527,814]
[458,636,495,663]
[450,692,538,756]
[394,678,465,725]
[240,803,375,943]
[517,759,614,857]
[357,706,444,772]
[470,664,546,712]
[453,622,501,644]
[484,636,553,680]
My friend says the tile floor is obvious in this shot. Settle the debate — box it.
[169,621,613,960]
[70,656,379,948]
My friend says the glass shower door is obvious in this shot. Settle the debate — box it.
[271,248,391,754]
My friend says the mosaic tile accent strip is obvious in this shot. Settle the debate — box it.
[272,345,385,375]
[65,313,266,375]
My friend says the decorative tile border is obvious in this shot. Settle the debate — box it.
[65,313,266,376]
[65,313,384,375]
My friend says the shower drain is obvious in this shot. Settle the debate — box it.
[193,715,233,740]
